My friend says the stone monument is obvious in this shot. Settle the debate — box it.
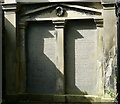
[2,0,117,103]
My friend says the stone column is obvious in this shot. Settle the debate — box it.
[53,20,65,94]
[18,22,27,93]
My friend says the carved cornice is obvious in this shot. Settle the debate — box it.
[102,3,115,10]
[62,4,102,14]
[102,0,115,4]
[22,4,57,16]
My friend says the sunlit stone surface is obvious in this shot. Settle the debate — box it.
[65,20,98,95]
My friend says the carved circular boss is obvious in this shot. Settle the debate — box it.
[56,6,64,17]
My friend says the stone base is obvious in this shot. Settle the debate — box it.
[4,94,116,104]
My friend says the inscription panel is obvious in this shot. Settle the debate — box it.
[26,21,58,94]
[65,20,98,95]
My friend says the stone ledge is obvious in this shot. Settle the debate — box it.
[3,94,116,103]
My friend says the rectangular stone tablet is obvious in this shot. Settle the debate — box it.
[65,20,98,95]
[26,21,58,94]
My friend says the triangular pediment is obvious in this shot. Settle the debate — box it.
[19,3,102,20]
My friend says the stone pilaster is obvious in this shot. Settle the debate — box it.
[53,20,65,94]
[2,2,17,94]
[94,19,104,96]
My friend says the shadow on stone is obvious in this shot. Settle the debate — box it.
[3,20,95,103]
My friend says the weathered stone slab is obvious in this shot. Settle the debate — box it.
[65,20,98,95]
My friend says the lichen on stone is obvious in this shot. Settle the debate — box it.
[104,48,117,98]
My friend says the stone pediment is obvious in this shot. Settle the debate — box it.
[19,3,102,21]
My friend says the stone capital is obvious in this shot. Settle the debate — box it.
[2,3,16,12]
[94,19,103,27]
[52,20,65,28]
